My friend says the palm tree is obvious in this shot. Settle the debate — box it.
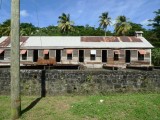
[0,19,11,36]
[58,13,74,35]
[114,16,132,36]
[99,12,111,36]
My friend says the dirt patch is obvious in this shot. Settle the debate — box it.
[54,100,70,112]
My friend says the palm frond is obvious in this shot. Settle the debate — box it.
[98,12,111,36]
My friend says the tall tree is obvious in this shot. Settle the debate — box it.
[114,15,132,36]
[126,22,146,36]
[99,12,111,36]
[0,19,11,36]
[148,9,160,40]
[58,13,74,35]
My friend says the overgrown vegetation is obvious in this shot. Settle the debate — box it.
[0,93,160,120]
[152,48,160,66]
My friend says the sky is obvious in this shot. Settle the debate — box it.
[0,0,160,31]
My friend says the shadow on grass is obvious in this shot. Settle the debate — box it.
[21,97,42,115]
[21,70,46,115]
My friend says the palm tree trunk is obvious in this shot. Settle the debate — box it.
[105,27,107,36]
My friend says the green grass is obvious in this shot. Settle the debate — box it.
[0,93,160,120]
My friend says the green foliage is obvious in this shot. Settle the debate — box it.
[147,9,160,47]
[0,19,113,36]
[114,16,132,36]
[20,23,37,36]
[126,22,146,36]
[152,48,160,66]
[72,25,113,36]
[143,30,160,47]
[148,9,160,38]
[57,13,74,35]
[99,12,111,36]
[0,19,11,36]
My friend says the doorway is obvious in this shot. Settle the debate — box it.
[125,50,131,63]
[0,51,4,60]
[33,50,38,62]
[56,50,61,62]
[102,50,107,62]
[79,50,84,62]
[44,52,49,59]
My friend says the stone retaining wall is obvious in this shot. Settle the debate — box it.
[0,70,160,96]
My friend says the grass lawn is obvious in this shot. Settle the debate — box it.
[0,93,160,120]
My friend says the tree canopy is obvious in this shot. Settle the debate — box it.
[114,16,132,36]
[147,9,160,47]
[0,19,11,36]
[20,23,37,36]
[0,10,159,48]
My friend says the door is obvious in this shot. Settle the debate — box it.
[33,50,38,62]
[125,50,131,63]
[102,50,107,62]
[56,50,61,62]
[79,50,84,62]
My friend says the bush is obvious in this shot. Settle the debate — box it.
[152,48,160,66]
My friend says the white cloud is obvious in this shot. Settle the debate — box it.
[20,10,29,17]
[140,19,150,26]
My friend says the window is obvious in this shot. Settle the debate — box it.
[138,50,146,61]
[67,53,72,60]
[90,50,96,60]
[138,52,144,60]
[20,50,27,60]
[90,54,96,60]
[22,51,27,60]
[114,53,119,61]
[66,49,73,60]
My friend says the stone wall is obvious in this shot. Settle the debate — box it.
[0,69,160,96]
[0,70,42,96]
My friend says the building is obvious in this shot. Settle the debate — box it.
[0,31,154,68]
